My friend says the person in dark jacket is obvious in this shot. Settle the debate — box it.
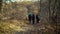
[36,14,40,23]
[32,14,35,24]
[28,12,32,23]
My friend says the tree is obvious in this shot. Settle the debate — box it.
[48,0,58,23]
[0,0,2,20]
[0,0,2,11]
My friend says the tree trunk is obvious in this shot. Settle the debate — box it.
[0,0,2,12]
[49,0,51,23]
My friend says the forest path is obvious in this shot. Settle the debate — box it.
[10,19,55,34]
[0,19,56,34]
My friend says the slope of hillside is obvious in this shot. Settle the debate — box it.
[0,1,56,34]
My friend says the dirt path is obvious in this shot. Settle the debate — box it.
[0,19,56,34]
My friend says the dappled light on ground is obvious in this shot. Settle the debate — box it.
[0,20,56,34]
[0,20,36,34]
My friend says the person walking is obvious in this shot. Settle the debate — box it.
[28,12,32,24]
[36,14,40,23]
[32,14,35,24]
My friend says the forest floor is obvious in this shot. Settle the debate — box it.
[0,19,56,34]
